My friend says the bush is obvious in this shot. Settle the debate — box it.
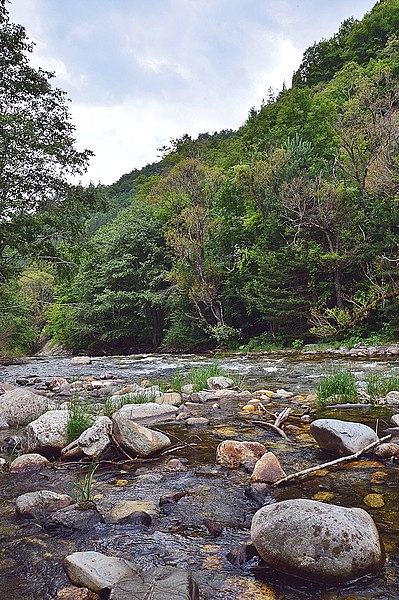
[316,369,358,407]
[366,373,399,400]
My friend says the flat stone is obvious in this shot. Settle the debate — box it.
[207,376,234,390]
[251,452,286,483]
[186,417,209,427]
[109,566,199,600]
[71,356,92,365]
[251,499,383,582]
[310,419,379,456]
[216,440,267,468]
[112,402,177,426]
[0,389,49,426]
[63,551,138,593]
[16,490,73,519]
[155,392,182,406]
[47,505,103,531]
[56,588,102,600]
[112,416,171,457]
[104,500,158,524]
[9,453,51,473]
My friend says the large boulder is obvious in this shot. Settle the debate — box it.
[21,410,69,453]
[109,566,199,600]
[112,402,177,426]
[310,419,379,456]
[112,417,171,457]
[251,499,383,582]
[16,490,73,519]
[63,551,138,594]
[61,416,112,459]
[0,388,48,426]
[216,440,267,468]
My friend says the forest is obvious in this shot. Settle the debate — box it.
[1,0,399,356]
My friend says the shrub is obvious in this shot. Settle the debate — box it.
[316,369,358,407]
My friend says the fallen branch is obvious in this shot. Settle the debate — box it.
[250,419,288,438]
[273,434,391,486]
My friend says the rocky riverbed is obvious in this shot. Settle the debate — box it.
[1,353,399,599]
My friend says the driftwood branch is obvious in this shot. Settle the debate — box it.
[254,405,292,438]
[273,434,391,486]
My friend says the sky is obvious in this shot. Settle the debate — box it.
[8,0,376,186]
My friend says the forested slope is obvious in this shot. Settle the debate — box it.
[2,0,399,355]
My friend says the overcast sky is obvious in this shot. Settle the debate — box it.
[8,0,376,185]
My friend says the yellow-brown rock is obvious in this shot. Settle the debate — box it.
[251,452,286,483]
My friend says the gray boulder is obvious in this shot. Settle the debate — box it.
[0,388,48,426]
[61,416,111,459]
[207,376,234,390]
[109,566,199,600]
[46,505,102,531]
[21,410,69,453]
[251,499,383,582]
[310,419,379,456]
[112,417,171,457]
[16,490,73,519]
[9,453,51,473]
[63,551,138,593]
[112,402,177,426]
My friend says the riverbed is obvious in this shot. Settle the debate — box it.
[1,353,399,599]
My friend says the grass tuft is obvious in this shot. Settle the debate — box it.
[316,369,358,407]
[366,373,399,400]
[67,402,95,443]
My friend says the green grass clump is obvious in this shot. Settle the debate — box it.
[316,369,358,407]
[73,460,98,503]
[188,361,227,392]
[366,373,399,400]
[171,369,185,393]
[67,402,95,443]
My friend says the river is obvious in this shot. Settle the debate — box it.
[1,353,399,599]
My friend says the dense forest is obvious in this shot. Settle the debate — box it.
[1,0,399,356]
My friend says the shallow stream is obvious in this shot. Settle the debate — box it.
[1,353,399,599]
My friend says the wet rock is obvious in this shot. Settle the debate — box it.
[244,483,275,506]
[391,414,399,427]
[374,442,399,458]
[0,416,9,430]
[0,388,49,426]
[186,417,209,427]
[63,551,138,594]
[118,511,152,526]
[310,419,379,456]
[9,453,51,473]
[159,491,187,505]
[203,518,223,537]
[363,493,385,508]
[155,392,182,406]
[275,389,294,399]
[226,541,259,566]
[70,356,92,365]
[104,500,158,524]
[112,416,171,457]
[216,440,267,468]
[109,566,199,600]
[164,458,188,471]
[190,391,218,403]
[46,376,69,391]
[112,402,178,426]
[16,490,74,519]
[0,382,15,395]
[61,416,111,459]
[250,452,286,484]
[21,410,69,453]
[386,391,399,405]
[56,587,102,600]
[46,504,103,531]
[251,499,383,582]
[181,384,194,394]
[207,376,234,390]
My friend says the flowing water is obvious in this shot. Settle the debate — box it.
[1,353,399,599]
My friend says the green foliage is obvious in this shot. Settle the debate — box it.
[316,369,358,407]
[73,461,98,503]
[188,362,227,392]
[171,369,185,393]
[67,402,95,444]
[292,339,304,351]
[366,373,399,400]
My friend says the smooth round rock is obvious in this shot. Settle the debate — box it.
[16,490,74,519]
[310,419,379,456]
[251,499,383,582]
[63,551,138,593]
[9,453,51,473]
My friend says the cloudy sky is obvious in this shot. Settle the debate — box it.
[8,0,376,185]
